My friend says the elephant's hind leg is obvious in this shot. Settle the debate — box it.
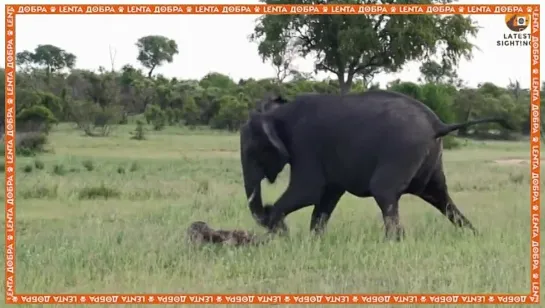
[415,168,478,235]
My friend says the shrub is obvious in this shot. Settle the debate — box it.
[388,82,424,101]
[19,184,58,199]
[131,120,146,140]
[82,160,94,171]
[34,159,45,170]
[420,83,456,124]
[145,104,167,131]
[37,91,64,119]
[181,96,200,127]
[70,100,120,137]
[52,164,67,175]
[210,95,249,131]
[16,105,58,134]
[78,185,121,200]
[119,111,129,125]
[196,179,210,194]
[129,162,139,172]
[165,107,177,125]
[443,136,462,150]
[23,164,33,173]
[17,132,49,156]
[17,148,36,157]
[388,82,456,125]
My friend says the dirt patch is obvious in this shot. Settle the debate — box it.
[193,148,237,153]
[494,159,529,165]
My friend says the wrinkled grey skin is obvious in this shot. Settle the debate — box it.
[240,90,512,240]
[240,94,289,231]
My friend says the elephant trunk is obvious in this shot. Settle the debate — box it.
[240,127,266,224]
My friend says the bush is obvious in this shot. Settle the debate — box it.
[420,83,455,124]
[16,132,49,156]
[17,148,35,157]
[23,164,33,173]
[443,136,462,150]
[52,164,67,175]
[82,160,94,171]
[34,159,45,170]
[19,184,58,199]
[129,162,139,172]
[131,120,146,140]
[145,104,167,131]
[8,61,532,143]
[37,91,64,119]
[70,101,120,137]
[181,96,200,127]
[389,82,424,101]
[210,95,249,131]
[119,111,129,125]
[16,105,58,134]
[78,185,121,200]
[165,107,177,125]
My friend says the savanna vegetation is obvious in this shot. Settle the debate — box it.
[2,1,543,305]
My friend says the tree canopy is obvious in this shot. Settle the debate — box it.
[251,0,478,94]
[136,35,179,78]
[16,44,76,81]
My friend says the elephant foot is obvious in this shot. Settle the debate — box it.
[263,204,289,236]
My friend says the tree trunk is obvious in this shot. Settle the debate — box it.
[46,66,52,85]
[338,73,352,95]
[339,83,350,95]
[147,65,156,78]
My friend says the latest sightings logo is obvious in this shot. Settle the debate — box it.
[497,13,531,47]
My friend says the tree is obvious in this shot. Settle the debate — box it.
[135,35,179,78]
[211,95,250,131]
[119,64,155,113]
[16,44,76,82]
[419,59,459,84]
[180,95,200,127]
[199,72,237,90]
[251,0,478,94]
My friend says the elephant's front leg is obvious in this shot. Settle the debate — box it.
[261,204,288,233]
[265,172,324,234]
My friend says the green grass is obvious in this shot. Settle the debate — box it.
[1,124,543,307]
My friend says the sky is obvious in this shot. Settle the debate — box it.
[1,0,543,89]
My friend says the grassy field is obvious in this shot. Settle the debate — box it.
[2,123,543,307]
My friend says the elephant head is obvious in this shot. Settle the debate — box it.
[240,96,289,228]
[255,93,288,112]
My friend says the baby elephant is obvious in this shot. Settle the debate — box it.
[186,221,265,246]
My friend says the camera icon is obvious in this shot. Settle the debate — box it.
[516,16,526,26]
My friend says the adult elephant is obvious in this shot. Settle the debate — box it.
[240,91,511,240]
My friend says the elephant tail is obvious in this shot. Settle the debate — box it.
[434,117,513,139]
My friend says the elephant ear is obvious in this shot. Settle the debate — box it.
[249,112,289,162]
